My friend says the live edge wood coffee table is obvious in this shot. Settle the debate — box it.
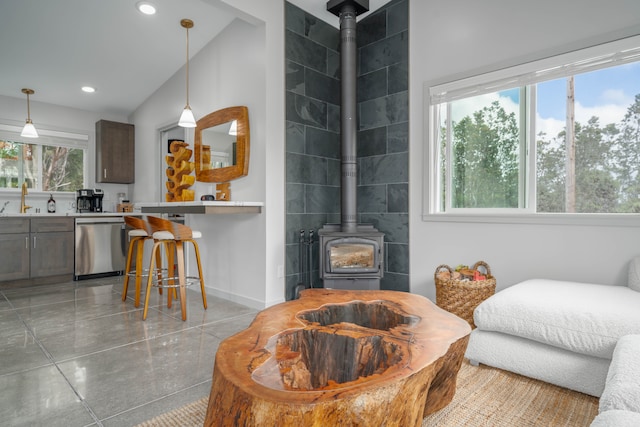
[204,289,471,426]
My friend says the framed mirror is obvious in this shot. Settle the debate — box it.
[194,106,249,183]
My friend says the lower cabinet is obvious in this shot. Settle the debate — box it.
[0,217,74,282]
[0,232,30,281]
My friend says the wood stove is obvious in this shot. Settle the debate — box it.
[319,224,384,290]
[318,0,385,291]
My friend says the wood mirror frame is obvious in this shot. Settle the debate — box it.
[194,106,250,183]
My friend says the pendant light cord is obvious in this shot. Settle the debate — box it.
[185,24,190,108]
[26,91,31,121]
[178,19,195,127]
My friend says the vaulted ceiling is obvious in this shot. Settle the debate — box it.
[0,0,391,117]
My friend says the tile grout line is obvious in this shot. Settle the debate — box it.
[5,297,105,427]
[98,379,212,424]
[2,279,253,425]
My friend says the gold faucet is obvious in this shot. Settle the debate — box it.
[20,182,31,213]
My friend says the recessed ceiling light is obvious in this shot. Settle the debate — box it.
[82,86,96,93]
[136,2,156,15]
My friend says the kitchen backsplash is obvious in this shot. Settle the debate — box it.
[0,190,125,214]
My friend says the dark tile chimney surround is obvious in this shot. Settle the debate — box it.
[285,0,409,299]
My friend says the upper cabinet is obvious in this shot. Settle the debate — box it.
[96,120,135,183]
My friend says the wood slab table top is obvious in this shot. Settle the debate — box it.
[205,288,471,427]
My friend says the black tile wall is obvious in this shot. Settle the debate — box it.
[285,0,409,299]
[285,30,328,74]
[306,127,340,159]
[359,31,409,75]
[285,2,339,300]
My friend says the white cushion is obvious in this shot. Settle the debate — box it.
[590,410,640,427]
[600,334,640,413]
[152,230,201,240]
[128,229,148,237]
[474,279,640,359]
[466,329,609,397]
[153,230,175,240]
[627,257,640,292]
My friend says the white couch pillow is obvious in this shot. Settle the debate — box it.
[600,334,640,413]
[473,279,640,359]
[627,256,640,292]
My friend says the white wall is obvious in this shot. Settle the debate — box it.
[409,0,640,300]
[130,0,285,309]
[0,95,129,213]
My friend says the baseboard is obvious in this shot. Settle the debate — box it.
[204,286,268,310]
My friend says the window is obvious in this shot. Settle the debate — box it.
[0,125,87,192]
[427,35,640,216]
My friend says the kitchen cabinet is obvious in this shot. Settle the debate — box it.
[0,217,74,282]
[96,119,135,183]
[30,218,75,278]
[0,218,30,281]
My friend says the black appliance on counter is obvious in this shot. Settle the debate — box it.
[92,188,104,212]
[76,188,104,213]
[77,189,93,213]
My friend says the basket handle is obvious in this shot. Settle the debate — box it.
[434,264,454,280]
[472,261,491,277]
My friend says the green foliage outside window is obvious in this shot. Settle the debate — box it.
[439,87,640,214]
[0,139,84,192]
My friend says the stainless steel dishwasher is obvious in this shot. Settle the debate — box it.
[75,217,126,280]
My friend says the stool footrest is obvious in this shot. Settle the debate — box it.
[152,276,201,288]
[126,267,167,279]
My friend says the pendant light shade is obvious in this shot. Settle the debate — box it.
[178,19,196,128]
[20,88,39,138]
[179,106,196,128]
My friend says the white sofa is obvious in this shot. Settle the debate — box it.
[465,278,640,397]
[591,334,640,426]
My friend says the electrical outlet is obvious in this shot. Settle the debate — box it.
[277,265,284,278]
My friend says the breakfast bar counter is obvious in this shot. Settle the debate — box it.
[137,201,264,215]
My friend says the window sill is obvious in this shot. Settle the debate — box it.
[421,212,640,227]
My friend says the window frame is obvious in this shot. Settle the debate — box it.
[0,123,88,194]
[424,34,640,227]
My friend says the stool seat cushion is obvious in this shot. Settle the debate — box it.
[153,230,176,240]
[129,229,148,237]
[152,230,202,240]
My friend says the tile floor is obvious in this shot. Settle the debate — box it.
[0,275,259,427]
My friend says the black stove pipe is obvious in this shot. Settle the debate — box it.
[328,0,369,234]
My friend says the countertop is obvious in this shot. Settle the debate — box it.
[0,212,139,218]
[137,201,264,207]
[0,201,265,217]
[138,201,264,214]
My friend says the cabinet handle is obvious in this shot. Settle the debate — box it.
[33,236,36,248]
[25,236,28,249]
[104,168,107,179]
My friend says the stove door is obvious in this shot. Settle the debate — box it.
[325,237,380,275]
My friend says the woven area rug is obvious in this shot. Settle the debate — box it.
[136,360,599,427]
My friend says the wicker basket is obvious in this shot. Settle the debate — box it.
[434,261,496,328]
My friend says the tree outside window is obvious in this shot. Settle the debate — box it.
[0,139,84,192]
[434,60,640,214]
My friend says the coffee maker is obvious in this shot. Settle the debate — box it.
[92,189,104,212]
[76,189,93,213]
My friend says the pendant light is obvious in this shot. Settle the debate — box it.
[178,19,196,128]
[20,88,39,138]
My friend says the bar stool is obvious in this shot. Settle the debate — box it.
[122,216,167,307]
[142,216,207,321]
